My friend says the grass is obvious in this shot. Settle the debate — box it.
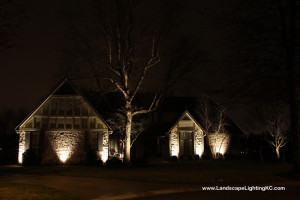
[0,182,78,200]
[0,160,296,186]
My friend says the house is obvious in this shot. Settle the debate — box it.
[16,79,112,165]
[137,97,241,160]
[16,80,242,165]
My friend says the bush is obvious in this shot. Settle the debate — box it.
[170,156,178,162]
[201,154,209,160]
[188,155,194,160]
[86,149,103,166]
[194,155,200,160]
[106,157,123,168]
[22,149,38,166]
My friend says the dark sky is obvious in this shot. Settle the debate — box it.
[0,0,269,134]
[0,0,64,110]
[0,0,224,110]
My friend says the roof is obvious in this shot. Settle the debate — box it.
[167,110,203,133]
[15,78,112,131]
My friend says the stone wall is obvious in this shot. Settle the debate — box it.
[42,131,85,164]
[194,126,204,157]
[169,126,179,157]
[18,131,26,163]
[99,131,109,162]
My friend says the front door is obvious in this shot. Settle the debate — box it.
[179,132,194,156]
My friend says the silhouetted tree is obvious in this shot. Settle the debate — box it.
[197,96,228,159]
[263,100,289,159]
[218,0,299,172]
[0,108,27,164]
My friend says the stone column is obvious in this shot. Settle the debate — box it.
[194,126,204,157]
[170,126,179,157]
[18,131,26,164]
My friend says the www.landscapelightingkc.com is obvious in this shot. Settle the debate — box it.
[202,186,286,191]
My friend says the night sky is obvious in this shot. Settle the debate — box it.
[0,0,228,109]
[0,0,289,134]
[0,0,64,110]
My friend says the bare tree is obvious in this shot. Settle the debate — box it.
[197,96,228,159]
[63,0,197,165]
[107,106,146,149]
[264,101,289,159]
[217,0,299,171]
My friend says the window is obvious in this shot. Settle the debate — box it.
[90,118,96,129]
[89,132,98,150]
[50,118,56,128]
[30,132,40,151]
[57,118,64,129]
[66,118,72,129]
[82,118,88,129]
[42,118,49,129]
[89,132,103,151]
[74,118,80,129]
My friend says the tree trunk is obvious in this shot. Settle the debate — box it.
[276,147,280,160]
[124,103,132,166]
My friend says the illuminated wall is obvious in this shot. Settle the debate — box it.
[18,131,26,163]
[99,132,109,163]
[16,80,112,165]
[194,126,204,157]
[47,131,84,163]
[169,126,179,157]
[207,133,230,157]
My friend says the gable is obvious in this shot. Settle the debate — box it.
[169,110,203,132]
[17,79,111,131]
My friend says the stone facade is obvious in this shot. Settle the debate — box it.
[43,131,85,164]
[16,79,112,165]
[194,126,204,157]
[99,132,109,162]
[169,126,179,157]
[18,131,26,163]
[169,111,205,158]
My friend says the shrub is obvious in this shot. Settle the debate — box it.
[194,155,200,160]
[216,153,223,160]
[86,149,103,166]
[188,155,194,160]
[170,156,178,162]
[106,157,122,168]
[22,149,38,166]
[179,155,184,161]
[201,154,209,160]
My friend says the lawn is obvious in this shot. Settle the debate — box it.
[0,160,295,186]
[0,182,78,200]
